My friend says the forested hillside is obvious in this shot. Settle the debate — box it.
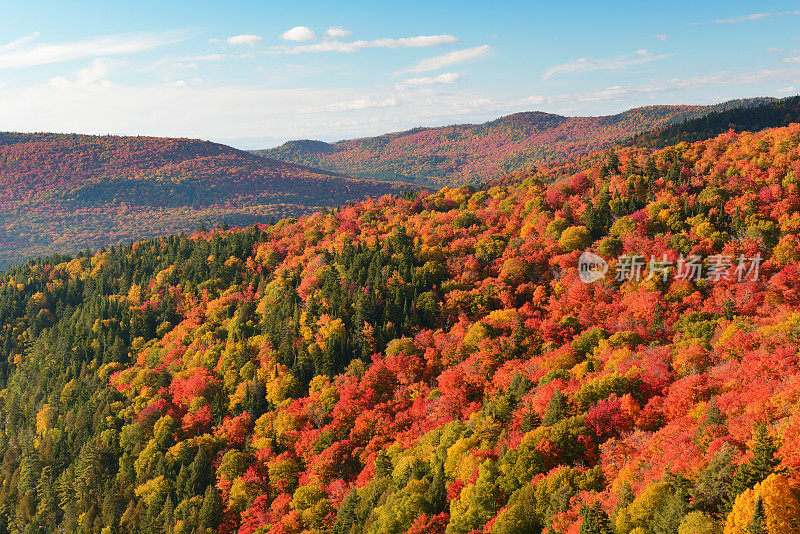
[0,133,409,264]
[1,124,800,534]
[628,95,800,148]
[258,98,772,188]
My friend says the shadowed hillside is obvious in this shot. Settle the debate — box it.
[627,94,800,148]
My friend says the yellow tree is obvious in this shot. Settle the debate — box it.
[678,511,718,534]
[724,474,800,534]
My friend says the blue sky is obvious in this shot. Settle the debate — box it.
[1,0,799,148]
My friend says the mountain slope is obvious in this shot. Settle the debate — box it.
[0,132,410,263]
[628,94,800,148]
[257,97,773,187]
[2,123,800,533]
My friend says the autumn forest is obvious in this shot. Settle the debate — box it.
[0,92,799,534]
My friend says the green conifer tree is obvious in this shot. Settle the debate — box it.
[579,502,612,534]
[198,484,222,530]
[543,390,568,426]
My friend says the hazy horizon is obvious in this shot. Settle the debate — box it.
[2,0,800,148]
[3,93,791,151]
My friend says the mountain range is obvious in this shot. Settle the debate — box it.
[257,97,773,187]
[1,95,797,265]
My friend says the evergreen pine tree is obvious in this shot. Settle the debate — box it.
[693,442,735,516]
[645,155,659,183]
[374,451,393,478]
[198,484,223,530]
[749,425,779,478]
[651,478,690,534]
[332,490,360,534]
[508,371,533,404]
[725,424,779,513]
[160,495,175,534]
[747,495,766,534]
[579,502,612,534]
[188,448,212,497]
[595,186,613,231]
[582,202,599,240]
[704,398,723,426]
[607,149,621,174]
[543,390,568,426]
[667,157,683,184]
[426,461,448,515]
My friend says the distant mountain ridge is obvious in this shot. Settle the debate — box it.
[257,97,774,187]
[0,132,409,263]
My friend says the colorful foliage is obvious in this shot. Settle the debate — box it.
[0,124,800,533]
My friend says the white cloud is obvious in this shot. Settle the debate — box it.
[166,78,203,88]
[288,34,458,54]
[371,35,458,48]
[288,41,361,53]
[0,31,182,69]
[525,66,800,106]
[466,97,494,108]
[77,58,121,84]
[46,58,123,89]
[0,74,508,147]
[0,33,41,53]
[770,49,800,65]
[705,67,800,87]
[715,10,800,23]
[226,34,263,46]
[396,72,461,88]
[716,12,772,23]
[325,27,352,38]
[655,34,667,41]
[768,47,800,54]
[180,54,227,62]
[326,96,397,111]
[542,49,669,80]
[402,45,489,74]
[280,26,316,42]
[145,54,227,75]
